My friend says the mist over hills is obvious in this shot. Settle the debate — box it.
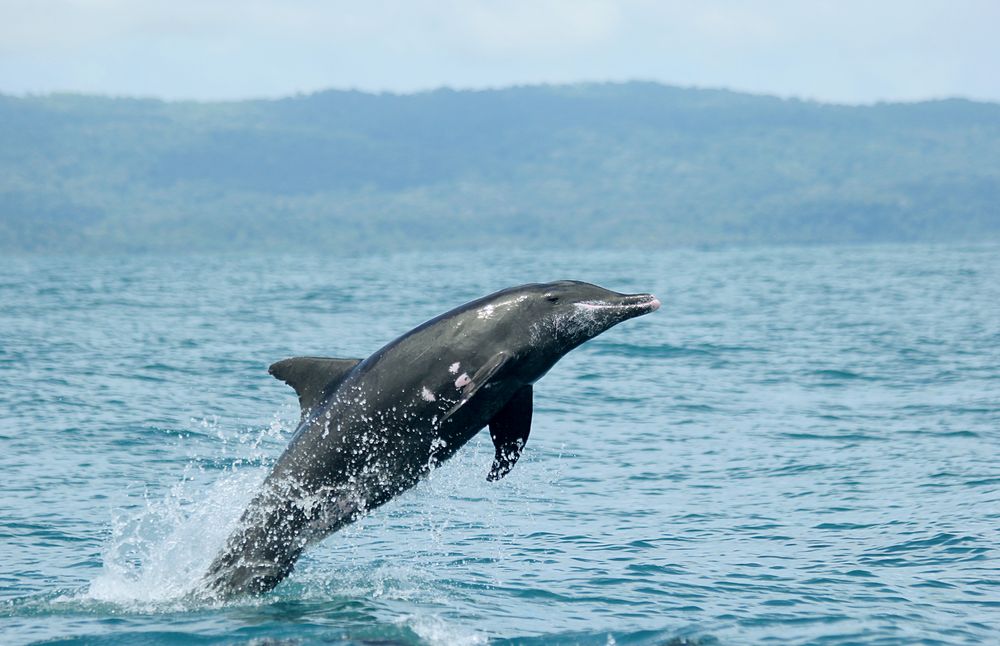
[1,82,998,252]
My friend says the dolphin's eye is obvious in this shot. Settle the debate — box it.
[545,294,560,303]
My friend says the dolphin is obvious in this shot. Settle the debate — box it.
[202,281,659,597]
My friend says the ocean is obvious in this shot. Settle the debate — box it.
[1,244,998,645]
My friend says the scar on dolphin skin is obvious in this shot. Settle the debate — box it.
[202,281,660,598]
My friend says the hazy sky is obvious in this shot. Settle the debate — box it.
[1,0,997,103]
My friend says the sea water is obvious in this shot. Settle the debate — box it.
[1,244,998,645]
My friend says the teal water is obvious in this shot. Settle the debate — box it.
[1,245,998,645]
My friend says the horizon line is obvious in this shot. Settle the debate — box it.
[2,79,997,109]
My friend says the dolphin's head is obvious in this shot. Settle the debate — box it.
[532,279,660,347]
[484,280,660,381]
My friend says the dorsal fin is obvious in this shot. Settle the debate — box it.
[268,356,362,416]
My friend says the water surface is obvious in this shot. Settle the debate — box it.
[1,245,998,644]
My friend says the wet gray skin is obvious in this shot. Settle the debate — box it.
[202,280,660,597]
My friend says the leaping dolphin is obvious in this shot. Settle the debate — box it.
[202,281,660,597]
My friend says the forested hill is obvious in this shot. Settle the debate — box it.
[2,82,998,252]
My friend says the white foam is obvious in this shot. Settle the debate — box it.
[400,614,488,646]
[86,466,266,607]
[82,412,294,609]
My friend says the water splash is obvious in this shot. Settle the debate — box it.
[399,614,489,646]
[85,466,267,606]
[82,413,294,608]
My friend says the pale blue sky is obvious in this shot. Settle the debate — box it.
[1,0,997,103]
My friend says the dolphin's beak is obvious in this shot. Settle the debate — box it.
[577,292,661,319]
[616,292,661,313]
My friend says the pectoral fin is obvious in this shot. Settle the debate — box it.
[269,356,362,416]
[441,352,509,422]
[487,385,532,481]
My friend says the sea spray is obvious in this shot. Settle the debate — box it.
[86,467,267,605]
[85,413,293,607]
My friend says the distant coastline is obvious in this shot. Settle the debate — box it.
[2,81,998,252]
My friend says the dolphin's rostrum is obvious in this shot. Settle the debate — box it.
[202,281,659,597]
